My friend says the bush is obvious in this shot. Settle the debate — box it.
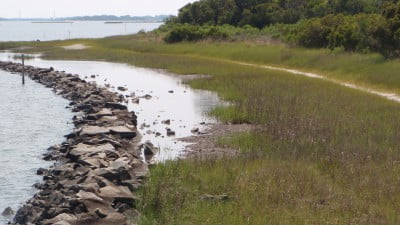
[164,24,206,43]
[263,13,393,57]
[163,24,261,43]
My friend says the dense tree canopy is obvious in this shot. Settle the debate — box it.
[164,0,400,57]
[172,0,393,28]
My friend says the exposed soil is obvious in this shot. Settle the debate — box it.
[180,123,257,158]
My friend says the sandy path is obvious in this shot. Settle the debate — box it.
[228,60,400,103]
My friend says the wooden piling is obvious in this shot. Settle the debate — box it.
[22,54,25,85]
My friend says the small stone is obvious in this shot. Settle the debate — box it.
[141,94,152,100]
[166,128,175,136]
[142,141,159,156]
[36,168,48,175]
[117,86,127,91]
[191,128,199,133]
[132,98,140,104]
[77,190,104,202]
[94,208,107,218]
[1,207,14,217]
[161,119,171,125]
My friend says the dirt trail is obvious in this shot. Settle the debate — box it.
[62,44,90,50]
[228,60,400,103]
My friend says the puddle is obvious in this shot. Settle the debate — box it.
[0,53,224,161]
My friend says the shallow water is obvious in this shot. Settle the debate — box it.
[0,70,73,224]
[0,53,224,161]
[0,21,162,41]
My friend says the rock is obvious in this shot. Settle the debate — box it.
[98,185,137,205]
[79,126,110,136]
[131,98,140,104]
[53,221,72,225]
[45,213,78,224]
[142,141,159,156]
[1,206,14,217]
[121,179,141,192]
[100,116,118,121]
[109,157,130,170]
[53,220,71,225]
[95,108,113,117]
[100,212,126,224]
[117,86,127,91]
[75,212,98,224]
[13,205,33,224]
[78,158,102,168]
[36,168,48,175]
[69,143,115,158]
[90,75,96,78]
[77,191,104,202]
[191,128,200,133]
[109,126,137,139]
[96,167,131,182]
[166,128,175,136]
[161,119,171,125]
[94,208,107,218]
[79,182,100,193]
[105,102,127,110]
[168,90,174,93]
[141,94,152,100]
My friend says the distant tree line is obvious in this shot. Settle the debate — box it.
[163,0,400,58]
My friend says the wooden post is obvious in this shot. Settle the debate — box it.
[22,54,25,85]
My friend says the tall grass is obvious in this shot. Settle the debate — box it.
[92,36,400,94]
[135,64,400,224]
[3,35,400,224]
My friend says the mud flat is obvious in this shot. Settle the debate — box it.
[0,61,149,225]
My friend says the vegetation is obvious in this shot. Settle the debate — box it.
[162,0,400,58]
[3,21,400,224]
[134,56,400,224]
[171,0,387,27]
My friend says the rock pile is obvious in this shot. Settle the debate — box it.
[0,61,146,225]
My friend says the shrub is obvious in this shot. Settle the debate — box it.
[164,24,206,43]
[163,24,261,43]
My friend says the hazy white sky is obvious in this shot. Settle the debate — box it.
[2,0,196,18]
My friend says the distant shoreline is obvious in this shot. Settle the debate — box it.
[0,15,169,23]
[0,20,164,23]
[31,21,74,24]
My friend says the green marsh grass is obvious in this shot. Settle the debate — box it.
[3,35,400,224]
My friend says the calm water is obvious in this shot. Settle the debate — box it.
[0,53,224,161]
[0,70,73,224]
[0,21,162,41]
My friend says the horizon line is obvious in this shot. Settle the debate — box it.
[1,14,173,20]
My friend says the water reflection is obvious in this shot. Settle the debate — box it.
[0,53,224,161]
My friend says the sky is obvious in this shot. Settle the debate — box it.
[1,0,197,18]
